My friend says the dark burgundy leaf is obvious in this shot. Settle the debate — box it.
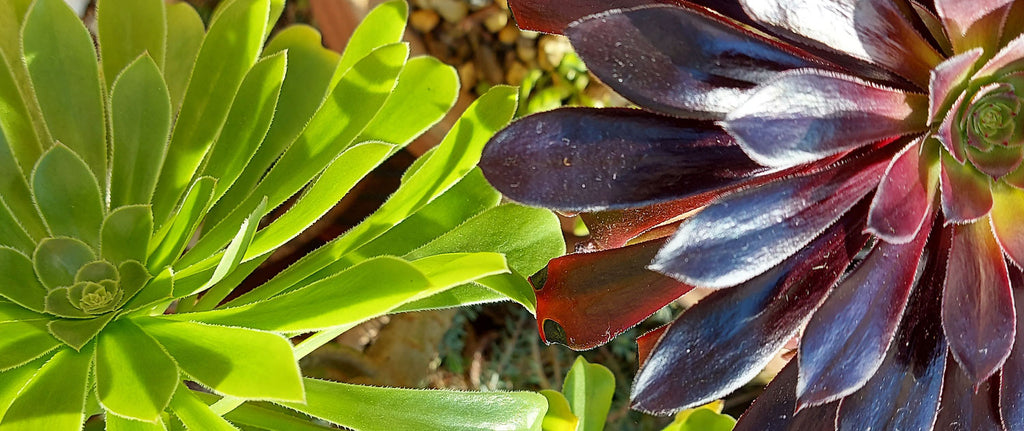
[733,360,840,431]
[940,152,993,223]
[534,238,694,350]
[506,0,753,34]
[480,107,768,212]
[630,201,871,414]
[943,218,1015,386]
[567,5,822,119]
[934,357,1004,431]
[636,324,669,367]
[835,222,950,431]
[739,0,943,87]
[867,138,937,243]
[722,69,928,167]
[1001,264,1024,431]
[651,145,893,289]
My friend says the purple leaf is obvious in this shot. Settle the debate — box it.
[797,212,933,407]
[937,90,969,163]
[733,360,840,431]
[505,0,756,34]
[651,145,893,289]
[943,218,1015,386]
[934,357,1004,431]
[835,223,950,431]
[940,152,993,223]
[976,34,1024,79]
[721,69,927,167]
[1001,264,1024,431]
[867,138,938,243]
[630,201,871,414]
[480,107,768,212]
[534,238,694,350]
[566,5,822,119]
[935,0,1013,53]
[928,48,983,124]
[738,0,944,87]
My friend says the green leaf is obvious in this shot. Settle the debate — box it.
[22,0,106,179]
[0,0,47,174]
[163,3,204,112]
[134,318,304,402]
[148,177,216,273]
[0,247,44,311]
[0,131,46,242]
[43,287,91,319]
[47,312,115,351]
[180,253,506,332]
[107,414,169,431]
[96,319,179,422]
[185,198,267,306]
[123,267,174,313]
[242,142,394,260]
[407,203,565,280]
[336,0,407,75]
[152,0,270,225]
[33,237,95,290]
[199,51,286,203]
[0,198,35,254]
[109,55,172,208]
[661,401,736,431]
[279,378,547,431]
[0,319,59,372]
[394,271,537,314]
[0,343,92,430]
[0,300,45,322]
[563,357,615,431]
[102,206,154,265]
[97,0,167,87]
[169,385,239,431]
[209,25,340,227]
[356,55,458,147]
[188,42,408,263]
[195,396,333,431]
[0,355,46,422]
[31,144,104,248]
[246,86,517,300]
[539,389,579,431]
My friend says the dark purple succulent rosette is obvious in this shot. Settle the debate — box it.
[480,0,1024,429]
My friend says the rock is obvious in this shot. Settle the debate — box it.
[498,24,518,44]
[538,34,571,71]
[482,9,508,33]
[432,0,468,23]
[505,61,529,86]
[410,9,441,33]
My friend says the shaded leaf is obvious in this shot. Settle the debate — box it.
[279,378,546,431]
[47,312,115,351]
[109,55,172,208]
[732,361,838,431]
[101,206,153,265]
[0,343,92,430]
[934,356,1003,430]
[0,0,47,175]
[33,237,95,290]
[1001,264,1024,431]
[0,247,45,311]
[991,182,1024,268]
[941,152,993,223]
[31,144,103,248]
[96,0,167,87]
[168,385,239,431]
[96,319,179,422]
[148,177,216,273]
[0,319,59,372]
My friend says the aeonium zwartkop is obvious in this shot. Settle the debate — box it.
[480,0,1024,429]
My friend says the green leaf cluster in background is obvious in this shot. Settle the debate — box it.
[0,0,564,429]
[540,356,615,431]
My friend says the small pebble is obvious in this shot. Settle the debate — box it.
[498,24,518,44]
[458,62,478,90]
[505,61,529,86]
[482,10,508,33]
[432,0,468,23]
[538,35,571,71]
[409,9,441,33]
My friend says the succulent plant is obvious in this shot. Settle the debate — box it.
[481,0,1024,429]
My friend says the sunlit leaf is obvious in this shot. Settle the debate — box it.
[168,384,239,431]
[563,356,614,431]
[101,206,153,266]
[0,344,92,430]
[0,319,59,372]
[163,3,204,111]
[31,144,103,248]
[96,319,178,422]
[97,0,167,87]
[336,0,407,75]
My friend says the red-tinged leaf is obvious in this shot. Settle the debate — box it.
[934,357,1003,431]
[977,34,1024,79]
[797,213,932,408]
[505,0,753,34]
[928,48,982,124]
[651,145,892,289]
[968,145,1024,180]
[1000,265,1024,431]
[940,152,993,223]
[636,325,668,367]
[992,182,1024,268]
[480,108,766,212]
[739,0,943,86]
[867,138,938,243]
[835,223,949,431]
[935,0,1013,53]
[722,69,927,167]
[566,5,821,120]
[937,90,969,163]
[630,202,870,414]
[732,361,840,431]
[1005,161,1024,189]
[943,218,1015,386]
[535,238,694,350]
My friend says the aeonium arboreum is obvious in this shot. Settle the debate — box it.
[480,0,1024,429]
[0,0,564,429]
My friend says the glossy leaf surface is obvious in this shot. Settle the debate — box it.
[632,203,870,414]
[797,215,931,407]
[732,361,839,431]
[934,357,1003,430]
[651,148,890,289]
[567,5,818,119]
[535,238,693,349]
[279,378,546,431]
[867,138,938,243]
[941,152,994,223]
[943,218,1015,386]
[481,107,765,211]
